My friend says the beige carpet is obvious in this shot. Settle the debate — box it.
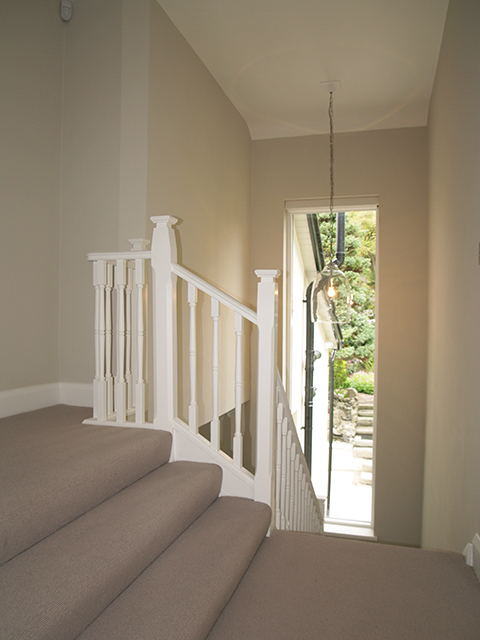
[207,530,480,640]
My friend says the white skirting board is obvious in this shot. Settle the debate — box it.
[0,383,93,418]
[463,533,480,583]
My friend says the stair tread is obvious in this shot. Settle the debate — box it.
[0,461,221,640]
[0,405,172,564]
[77,496,271,640]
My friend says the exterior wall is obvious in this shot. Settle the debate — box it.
[0,0,63,391]
[423,0,480,552]
[251,128,429,546]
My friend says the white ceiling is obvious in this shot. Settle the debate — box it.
[158,0,449,140]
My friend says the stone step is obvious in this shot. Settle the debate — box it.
[354,437,372,447]
[357,417,374,426]
[358,402,374,410]
[359,471,372,485]
[362,461,373,473]
[358,409,374,417]
[357,422,373,431]
[356,427,373,441]
[353,447,373,459]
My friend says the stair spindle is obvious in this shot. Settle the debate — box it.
[135,257,147,423]
[115,259,128,422]
[233,312,244,467]
[188,283,199,433]
[93,260,107,421]
[211,298,221,450]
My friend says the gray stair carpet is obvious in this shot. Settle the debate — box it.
[206,530,480,640]
[0,460,222,640]
[77,496,272,640]
[0,405,172,564]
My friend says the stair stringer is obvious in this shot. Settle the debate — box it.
[171,418,255,499]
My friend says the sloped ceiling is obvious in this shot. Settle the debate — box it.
[158,0,449,139]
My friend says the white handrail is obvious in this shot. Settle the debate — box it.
[88,251,152,261]
[171,263,257,325]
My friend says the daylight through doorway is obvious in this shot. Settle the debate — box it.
[289,208,376,526]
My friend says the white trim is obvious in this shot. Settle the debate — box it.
[0,384,60,418]
[172,418,255,499]
[464,533,480,583]
[285,196,379,214]
[323,520,377,541]
[0,383,93,418]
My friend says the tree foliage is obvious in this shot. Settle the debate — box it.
[318,210,376,374]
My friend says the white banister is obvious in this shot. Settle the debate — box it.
[188,283,199,433]
[211,298,220,451]
[172,263,257,325]
[233,312,244,467]
[254,269,280,510]
[87,221,323,535]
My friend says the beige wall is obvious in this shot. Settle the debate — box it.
[58,0,124,384]
[251,128,429,546]
[148,1,251,303]
[148,1,252,424]
[0,0,63,391]
[57,0,252,391]
[423,0,480,552]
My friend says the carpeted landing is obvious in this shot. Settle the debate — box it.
[1,405,480,640]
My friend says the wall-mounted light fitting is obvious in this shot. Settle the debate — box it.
[60,0,73,22]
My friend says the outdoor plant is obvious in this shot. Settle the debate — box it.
[346,371,374,395]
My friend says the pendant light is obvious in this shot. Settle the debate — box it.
[311,87,352,326]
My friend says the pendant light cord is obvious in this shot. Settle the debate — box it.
[328,91,335,272]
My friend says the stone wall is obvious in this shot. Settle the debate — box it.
[333,388,359,442]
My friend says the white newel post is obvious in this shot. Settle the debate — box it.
[150,216,178,432]
[254,269,281,510]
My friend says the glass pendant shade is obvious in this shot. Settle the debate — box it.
[310,264,352,326]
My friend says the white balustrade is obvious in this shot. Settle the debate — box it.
[88,219,323,535]
[89,244,151,426]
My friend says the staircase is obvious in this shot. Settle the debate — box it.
[0,406,271,640]
[353,397,374,485]
[2,407,480,640]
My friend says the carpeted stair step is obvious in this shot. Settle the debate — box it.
[0,461,222,640]
[77,496,272,640]
[0,405,173,564]
[205,530,480,640]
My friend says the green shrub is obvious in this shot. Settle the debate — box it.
[333,359,348,389]
[347,371,374,394]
